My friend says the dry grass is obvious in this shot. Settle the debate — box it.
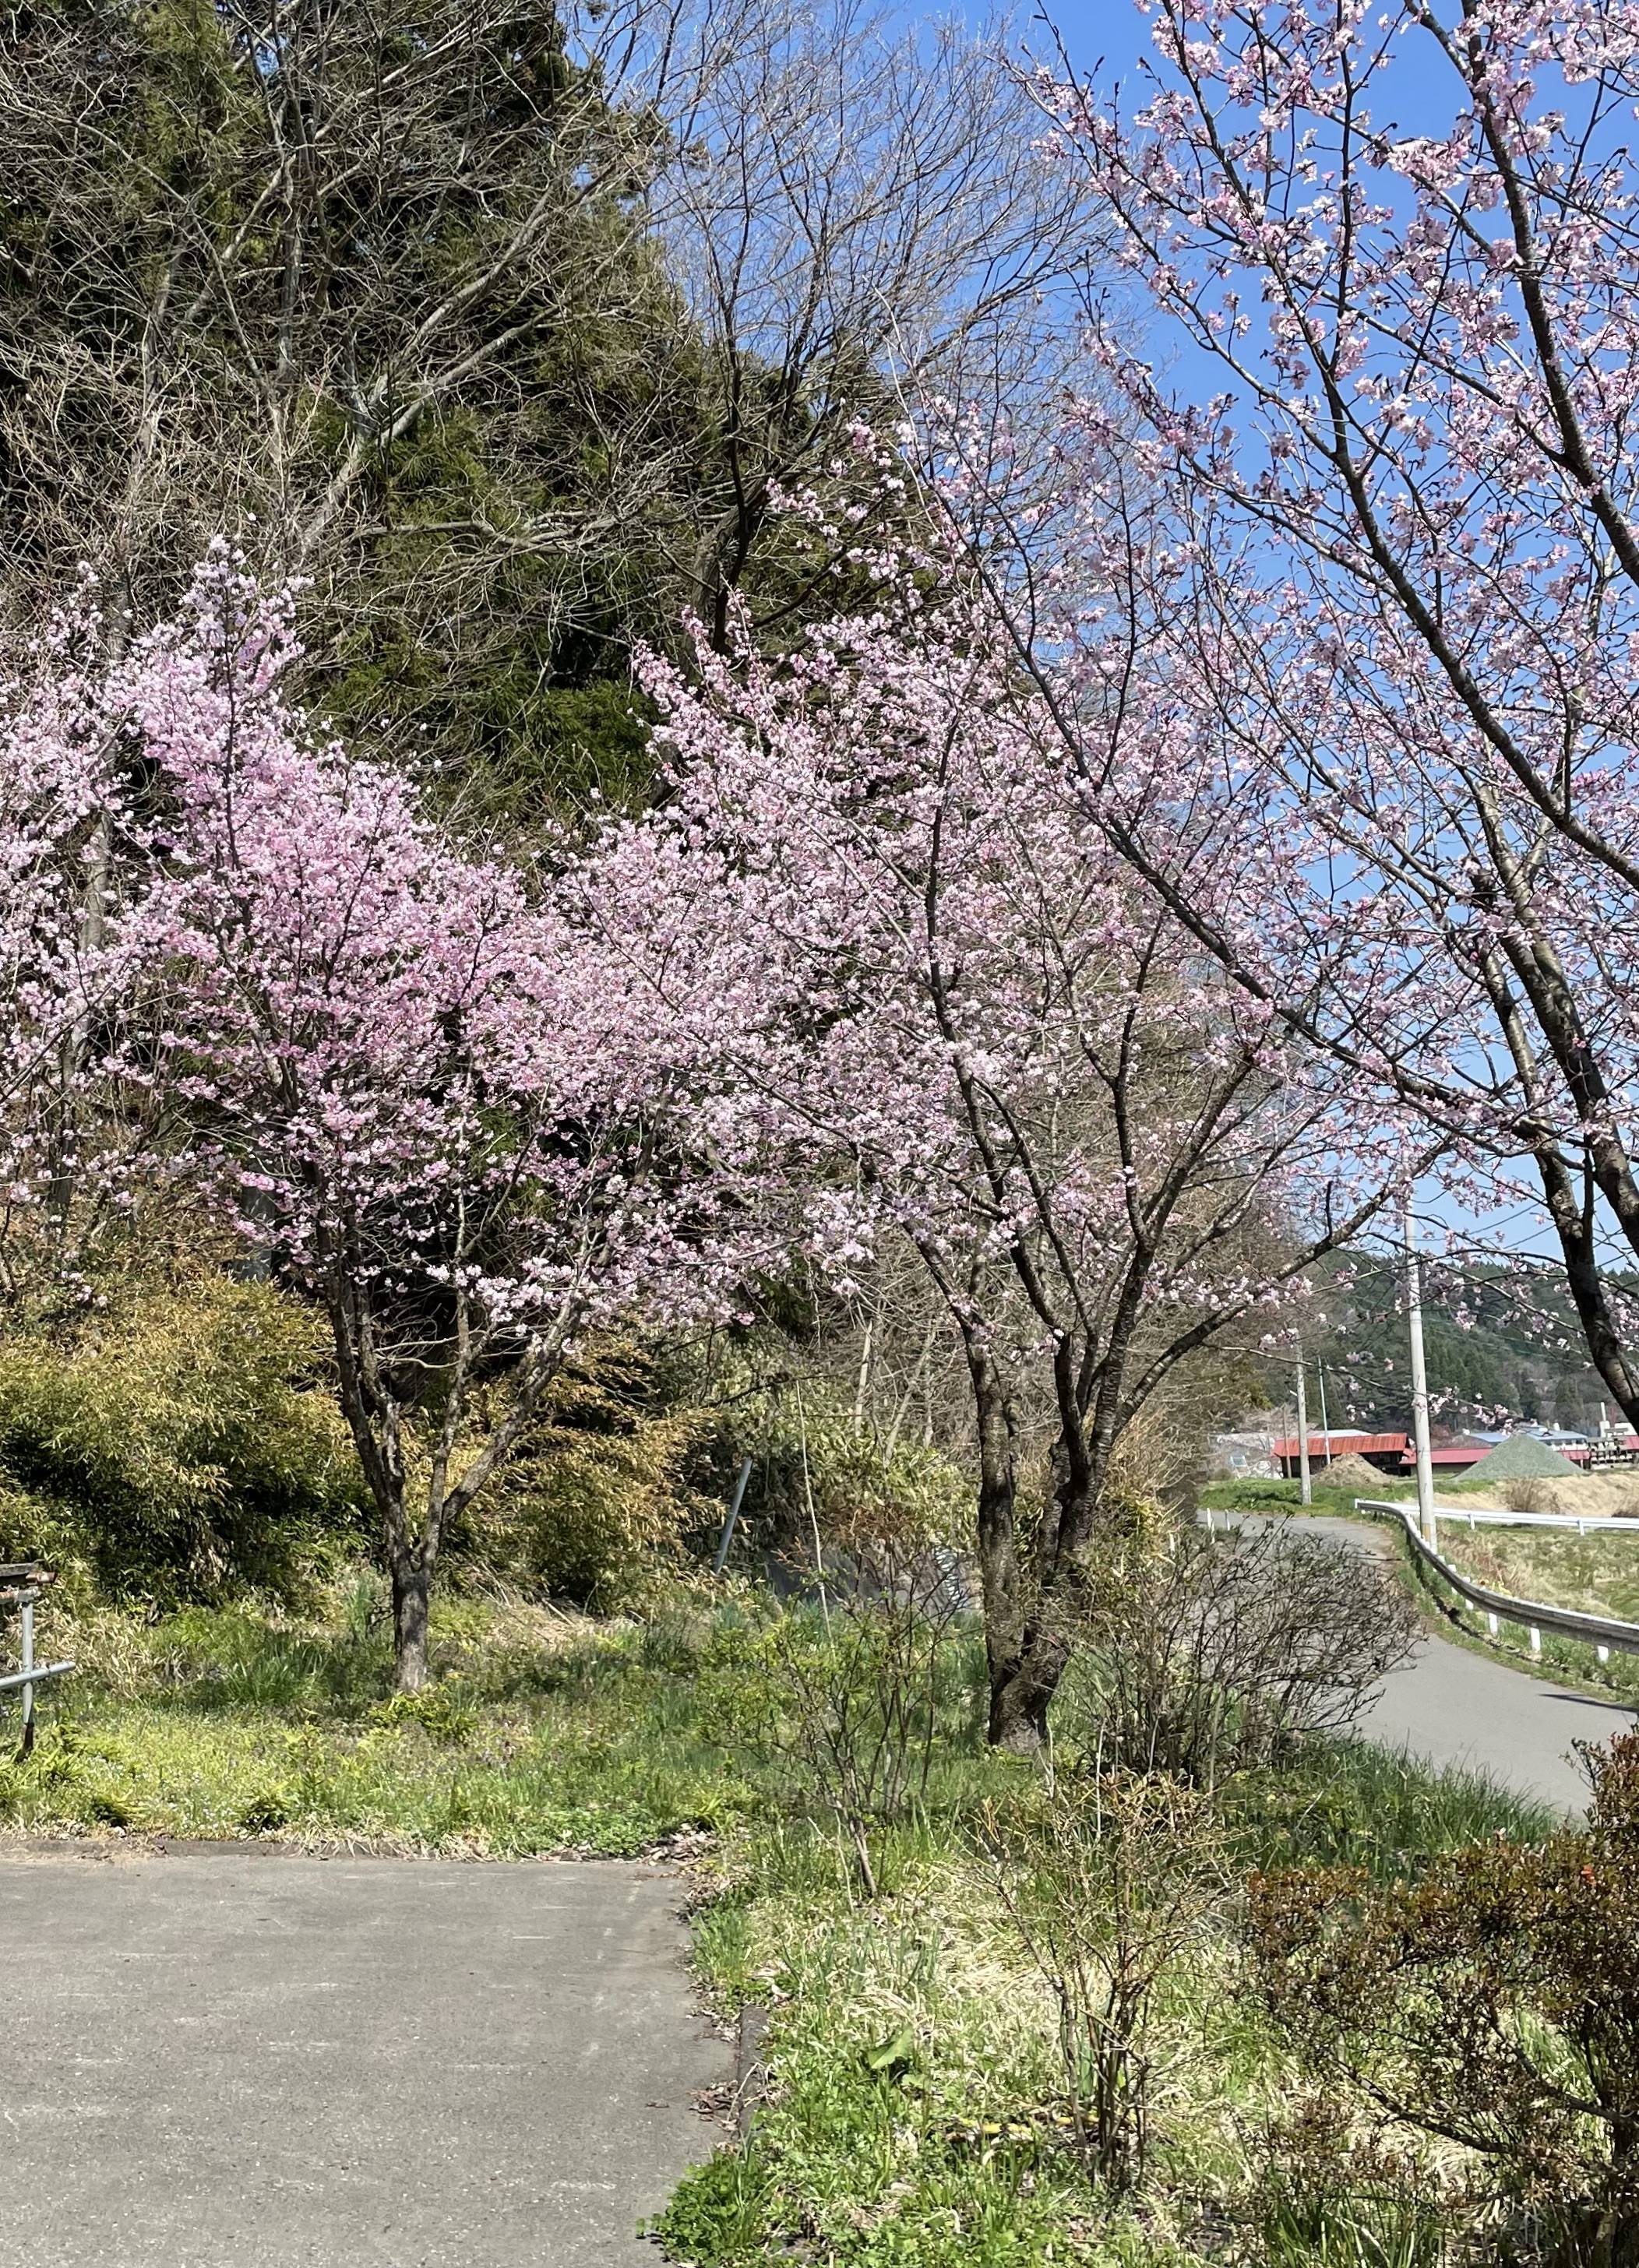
[1443,1471,1639,1518]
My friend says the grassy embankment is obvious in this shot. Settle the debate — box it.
[1197,1476,1408,1521]
[0,1576,1554,2267]
[1420,1520,1639,1703]
[0,1585,760,1854]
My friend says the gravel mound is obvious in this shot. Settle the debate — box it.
[1464,1435,1583,1482]
[1316,1450,1393,1491]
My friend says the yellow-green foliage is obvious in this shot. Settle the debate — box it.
[0,1588,761,1855]
[466,1347,971,1610]
[0,1275,364,1599]
[471,1337,716,1608]
[719,1379,971,1561]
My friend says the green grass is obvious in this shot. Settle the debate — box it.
[2,1576,1563,2266]
[656,1731,1546,2268]
[667,1853,1134,2266]
[1199,1477,1412,1520]
[0,1587,766,1853]
[1223,1736,1558,1875]
[649,1692,1546,2267]
[1435,1523,1639,1622]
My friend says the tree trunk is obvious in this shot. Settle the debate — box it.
[392,1555,432,1692]
[962,1329,1028,1745]
[989,1601,1079,1752]
[986,1441,1099,1750]
[988,1659,1054,1752]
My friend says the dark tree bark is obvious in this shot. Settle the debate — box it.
[323,1229,571,1692]
[390,1554,433,1694]
[959,1322,1030,1747]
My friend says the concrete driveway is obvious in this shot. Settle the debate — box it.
[0,1849,730,2267]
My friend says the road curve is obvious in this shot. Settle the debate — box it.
[1228,1512,1634,1813]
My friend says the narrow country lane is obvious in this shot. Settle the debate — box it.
[0,1851,730,2268]
[1284,1513,1635,1812]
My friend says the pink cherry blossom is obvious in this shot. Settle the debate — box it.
[116,553,756,1687]
[580,552,1414,1745]
[983,0,1639,1428]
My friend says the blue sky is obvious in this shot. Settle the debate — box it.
[1034,0,1478,125]
[1025,0,1149,80]
[989,0,1578,1272]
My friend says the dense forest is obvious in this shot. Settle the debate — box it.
[1,0,1091,808]
[1298,1256,1627,1437]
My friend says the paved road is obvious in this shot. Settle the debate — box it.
[0,1849,731,2268]
[1273,1513,1635,1812]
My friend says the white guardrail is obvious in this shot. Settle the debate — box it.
[1424,1505,1639,1535]
[1353,1498,1639,1664]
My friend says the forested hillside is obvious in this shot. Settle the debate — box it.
[1302,1255,1625,1435]
[1,0,1090,815]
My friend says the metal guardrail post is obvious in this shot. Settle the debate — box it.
[0,1564,73,1752]
[712,1457,754,1575]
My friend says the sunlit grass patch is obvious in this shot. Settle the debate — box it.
[1222,1737,1559,1878]
[664,1836,1214,2266]
[658,1736,1543,2267]
[1437,1521,1639,1622]
[0,1584,765,1854]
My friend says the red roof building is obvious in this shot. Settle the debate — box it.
[1405,1442,1490,1473]
[1271,1431,1408,1478]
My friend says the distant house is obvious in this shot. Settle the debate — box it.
[1209,1430,1279,1479]
[1399,1439,1489,1477]
[1271,1431,1408,1478]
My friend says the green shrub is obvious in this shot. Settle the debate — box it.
[701,1537,972,1896]
[469,1337,716,1607]
[711,1379,971,1570]
[470,1344,973,1613]
[0,1274,365,1600]
[373,1681,479,1744]
[981,1770,1225,2196]
[1248,1729,1639,2265]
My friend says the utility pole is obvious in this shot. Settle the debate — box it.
[1405,1201,1437,1546]
[1317,1361,1332,1464]
[1295,1351,1312,1506]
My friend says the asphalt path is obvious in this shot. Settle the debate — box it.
[0,1849,731,2268]
[1257,1511,1636,1812]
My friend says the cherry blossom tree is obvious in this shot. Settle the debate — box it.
[977,0,1639,1427]
[0,590,146,1294]
[587,501,1410,1745]
[125,558,747,1688]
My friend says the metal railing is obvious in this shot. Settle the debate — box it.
[1355,1498,1639,1667]
[1435,1506,1639,1536]
[0,1563,74,1754]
